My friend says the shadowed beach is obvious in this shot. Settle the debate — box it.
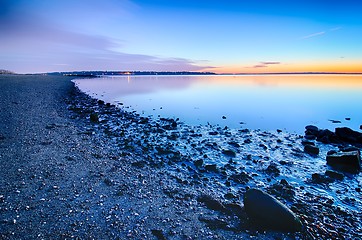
[1,75,361,239]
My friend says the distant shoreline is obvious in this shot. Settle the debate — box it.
[2,70,362,77]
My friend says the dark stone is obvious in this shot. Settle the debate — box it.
[305,125,319,136]
[340,146,360,153]
[103,178,114,186]
[222,149,236,158]
[151,229,166,240]
[229,171,251,184]
[197,194,226,212]
[194,159,203,168]
[327,150,338,155]
[222,116,226,119]
[329,119,341,124]
[205,164,218,172]
[243,189,302,232]
[311,173,334,184]
[90,112,99,123]
[304,135,317,140]
[138,117,149,124]
[277,129,282,133]
[304,145,320,155]
[265,164,280,177]
[305,125,319,132]
[209,131,218,136]
[224,192,237,199]
[97,100,105,105]
[244,138,252,144]
[267,179,295,201]
[317,129,337,144]
[131,160,147,168]
[335,127,362,143]
[326,151,361,173]
[228,141,240,148]
[325,170,344,181]
[301,140,315,146]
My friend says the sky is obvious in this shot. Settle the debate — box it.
[1,0,362,74]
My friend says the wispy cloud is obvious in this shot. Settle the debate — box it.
[248,61,281,69]
[302,31,326,39]
[301,26,342,40]
[260,61,281,65]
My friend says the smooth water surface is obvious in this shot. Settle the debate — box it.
[74,74,362,133]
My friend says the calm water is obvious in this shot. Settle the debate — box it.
[73,74,362,133]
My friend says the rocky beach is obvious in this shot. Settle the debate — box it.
[1,75,361,239]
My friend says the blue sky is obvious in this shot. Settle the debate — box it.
[1,0,362,73]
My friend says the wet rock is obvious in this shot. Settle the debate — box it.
[317,129,337,144]
[229,171,251,184]
[268,179,295,201]
[205,164,218,172]
[335,127,362,143]
[340,146,360,153]
[304,145,319,155]
[311,173,335,184]
[305,125,319,135]
[138,117,149,124]
[228,141,240,148]
[325,170,344,181]
[224,192,237,199]
[244,138,252,144]
[264,164,280,177]
[131,160,147,168]
[197,194,227,212]
[90,112,99,123]
[301,140,315,146]
[151,229,166,240]
[304,134,317,140]
[209,131,218,136]
[329,119,341,124]
[243,189,302,232]
[222,149,236,158]
[326,151,361,173]
[194,159,203,168]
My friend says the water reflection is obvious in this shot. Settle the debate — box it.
[74,74,362,133]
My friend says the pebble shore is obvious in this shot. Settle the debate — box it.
[1,75,361,239]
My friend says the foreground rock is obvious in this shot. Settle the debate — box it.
[326,151,361,173]
[243,189,302,232]
[305,125,362,146]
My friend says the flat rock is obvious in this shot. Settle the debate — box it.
[243,189,302,232]
[304,145,319,155]
[326,151,361,173]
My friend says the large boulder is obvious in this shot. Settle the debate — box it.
[243,189,302,232]
[326,151,361,173]
[335,127,362,144]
